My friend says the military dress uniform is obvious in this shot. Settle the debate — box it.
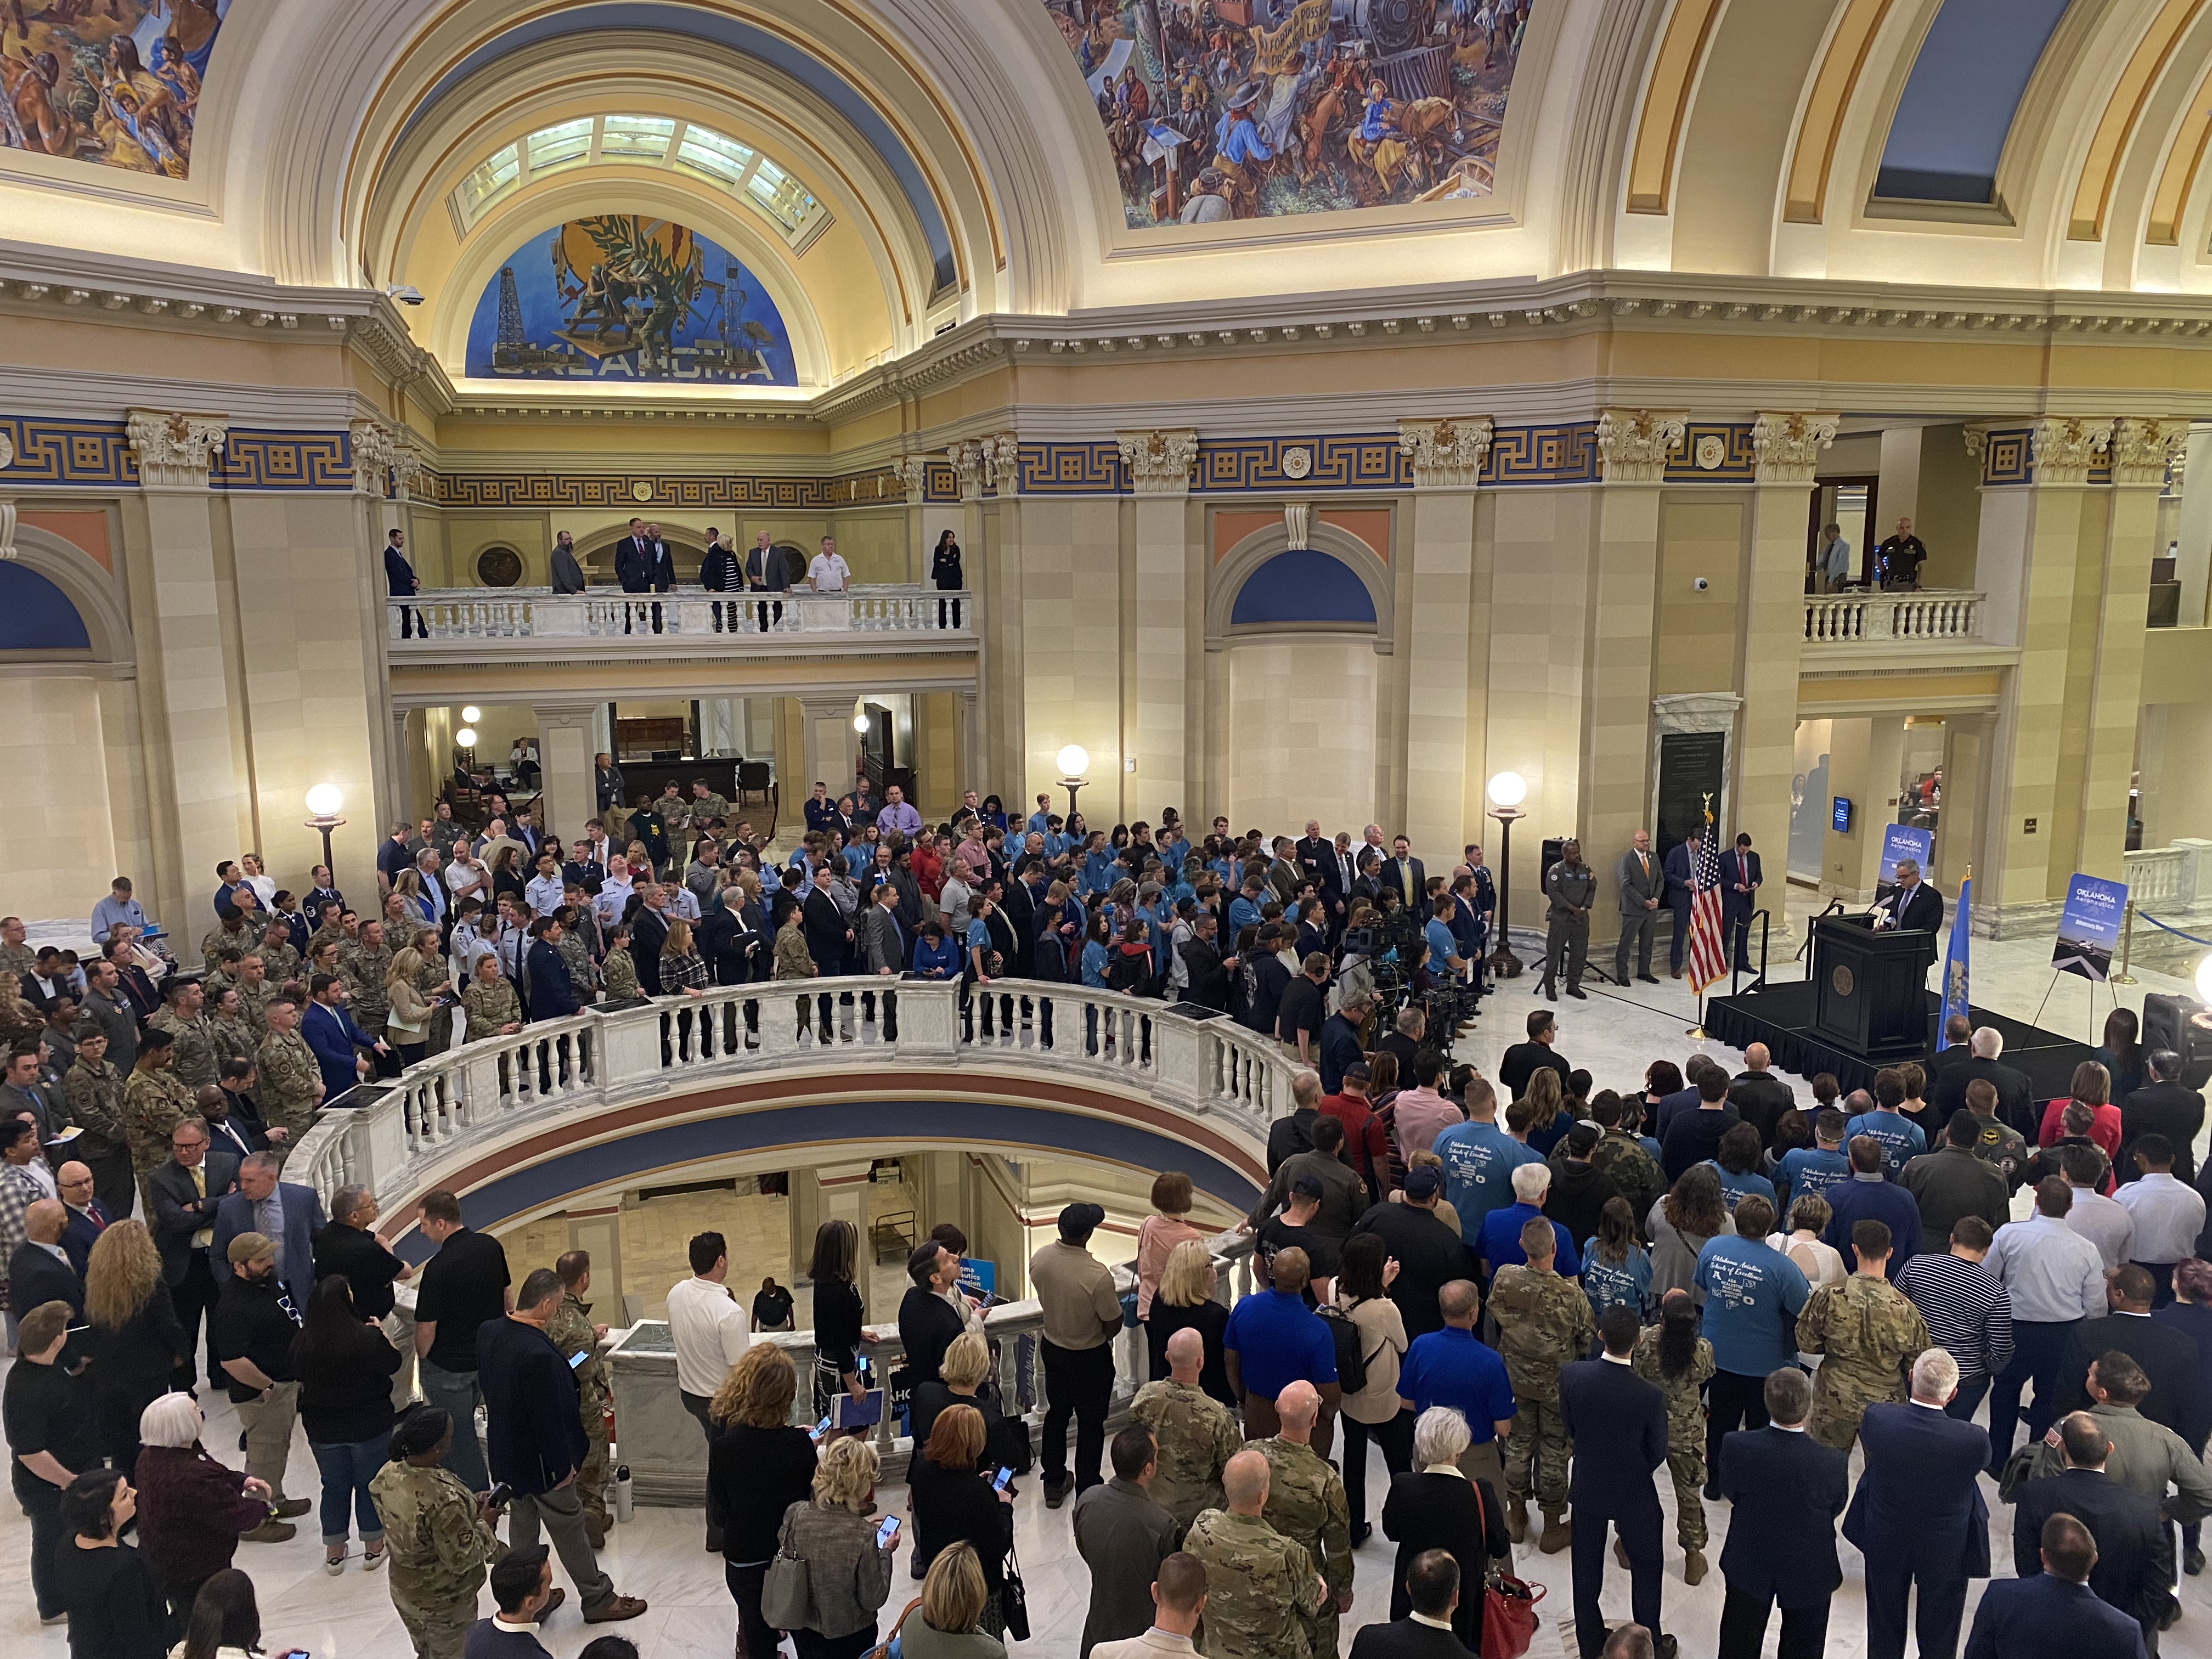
[1541,857,1598,997]
[1630,1323,1717,1557]
[1183,1506,1321,1659]
[1488,1260,1595,1539]
[123,1062,196,1200]
[256,1028,323,1156]
[147,1008,220,1090]
[369,1458,504,1659]
[1796,1274,1929,1451]
[1256,1436,1351,1659]
[60,1053,136,1221]
[1131,1377,1243,1534]
[545,1289,612,1541]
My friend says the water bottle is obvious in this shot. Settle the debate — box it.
[613,1464,634,1523]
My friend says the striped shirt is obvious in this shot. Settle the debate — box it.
[1897,1250,2015,1382]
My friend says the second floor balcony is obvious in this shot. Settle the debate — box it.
[1804,588,1985,647]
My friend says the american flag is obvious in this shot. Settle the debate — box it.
[1684,829,1728,994]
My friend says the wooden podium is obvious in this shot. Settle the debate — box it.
[1811,913,1938,1062]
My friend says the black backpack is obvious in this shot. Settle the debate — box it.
[1315,1302,1369,1396]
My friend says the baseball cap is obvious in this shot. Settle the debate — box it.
[227,1231,276,1266]
[1403,1166,1442,1201]
[1058,1201,1106,1239]
[1566,1122,1601,1155]
[1290,1175,1325,1199]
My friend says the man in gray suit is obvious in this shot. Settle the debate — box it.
[548,529,585,595]
[1615,828,1663,986]
[743,531,788,631]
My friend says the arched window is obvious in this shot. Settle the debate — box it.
[1228,549,1378,629]
[0,563,92,650]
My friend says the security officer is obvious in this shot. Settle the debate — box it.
[1631,1288,1717,1585]
[1541,837,1597,1001]
[1874,516,1929,590]
[1183,1448,1329,1659]
[1489,1216,1595,1552]
[147,977,220,1091]
[1256,1381,1352,1659]
[122,1026,195,1203]
[1796,1217,1929,1451]
[1131,1325,1242,1534]
[255,997,324,1164]
[370,1407,506,1659]
[544,1249,613,1548]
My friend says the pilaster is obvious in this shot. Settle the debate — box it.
[797,693,861,803]
[1117,428,1199,818]
[534,702,603,849]
[1397,419,1492,861]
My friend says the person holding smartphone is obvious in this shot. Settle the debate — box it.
[780,1436,900,1658]
[907,1407,1015,1635]
[707,1346,819,1659]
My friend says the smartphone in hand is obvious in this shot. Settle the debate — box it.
[486,1482,513,1509]
[811,1415,832,1441]
[874,1516,901,1549]
[992,1467,1013,1491]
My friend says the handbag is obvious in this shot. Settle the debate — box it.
[1001,1538,1031,1641]
[865,1597,921,1659]
[759,1511,813,1632]
[1469,1479,1545,1659]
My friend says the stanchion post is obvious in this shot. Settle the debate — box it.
[2114,900,2138,986]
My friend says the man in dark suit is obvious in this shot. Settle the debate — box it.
[9,1200,83,1316]
[1718,832,1763,973]
[2056,1265,2207,1444]
[1846,1348,1990,1659]
[1927,1026,2039,1136]
[1293,820,1332,885]
[146,1116,240,1390]
[801,871,851,977]
[1717,1366,1849,1659]
[1377,836,1425,909]
[384,528,423,639]
[208,1152,324,1307]
[629,889,669,996]
[2014,1412,2170,1639]
[1349,1548,1471,1659]
[1966,1512,2151,1659]
[1660,825,1703,977]
[2120,1049,2205,1187]
[301,973,385,1101]
[611,517,672,592]
[1317,834,1360,932]
[53,1161,110,1276]
[1614,828,1663,985]
[1873,858,1944,934]
[1559,1305,1674,1659]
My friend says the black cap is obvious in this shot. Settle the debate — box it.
[1290,1175,1324,1199]
[1058,1201,1105,1240]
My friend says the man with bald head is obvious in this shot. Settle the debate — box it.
[52,1161,108,1276]
[1256,1380,1352,1658]
[1729,1042,1796,1148]
[1184,1448,1330,1659]
[8,1198,81,1317]
[1131,1324,1243,1533]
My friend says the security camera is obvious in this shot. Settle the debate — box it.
[1692,577,1711,592]
[384,284,424,307]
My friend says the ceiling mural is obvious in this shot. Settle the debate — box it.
[464,215,798,384]
[1043,0,1529,225]
[0,0,225,177]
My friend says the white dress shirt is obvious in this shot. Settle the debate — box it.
[2064,1185,2136,1271]
[667,1274,751,1397]
[2114,1171,2205,1264]
[1984,1211,2109,1323]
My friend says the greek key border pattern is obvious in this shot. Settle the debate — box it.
[214,431,353,492]
[1663,422,1758,483]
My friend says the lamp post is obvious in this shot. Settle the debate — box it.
[303,784,346,882]
[1486,771,1527,979]
[1056,745,1090,822]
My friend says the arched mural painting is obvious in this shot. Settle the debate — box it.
[0,0,227,176]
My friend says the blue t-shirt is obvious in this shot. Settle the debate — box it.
[1228,894,1264,935]
[1776,1146,1852,1207]
[1398,1327,1517,1442]
[1433,1122,1542,1240]
[1424,918,1458,980]
[1708,1164,1779,1215]
[1582,1246,1652,1324]
[1694,1234,1811,1377]
[1478,1203,1582,1278]
[1843,1111,1926,1178]
[1081,940,1110,989]
[1222,1288,1338,1400]
[966,917,992,955]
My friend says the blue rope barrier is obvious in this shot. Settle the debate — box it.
[2136,911,2212,948]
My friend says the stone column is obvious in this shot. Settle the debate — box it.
[535,702,602,849]
[1396,419,1493,862]
[1936,712,1994,901]
[391,708,418,827]
[798,693,860,802]
[956,690,979,802]
[126,410,245,943]
[352,420,404,840]
[1116,429,1199,819]
[1742,414,1838,946]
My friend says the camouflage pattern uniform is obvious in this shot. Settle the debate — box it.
[199,922,255,969]
[0,940,36,981]
[211,1013,257,1070]
[60,1055,131,1164]
[602,948,638,1000]
[556,929,597,996]
[368,1459,504,1659]
[545,1289,612,1535]
[691,791,730,832]
[1488,1261,1595,1521]
[1593,1127,1667,1228]
[258,940,301,988]
[342,940,395,1037]
[1797,1274,1929,1451]
[307,926,348,958]
[1131,1378,1242,1533]
[146,1008,220,1091]
[460,978,522,1043]
[1631,1323,1718,1550]
[256,1028,323,1154]
[123,1063,195,1195]
[1183,1507,1319,1659]
[1256,1436,1351,1659]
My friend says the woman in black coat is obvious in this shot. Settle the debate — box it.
[1144,1243,1234,1407]
[708,1345,821,1659]
[907,1406,1014,1637]
[1382,1409,1514,1653]
[809,1219,870,1420]
[930,531,965,629]
[82,1222,191,1471]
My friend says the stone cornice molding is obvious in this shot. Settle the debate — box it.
[2030,417,2114,486]
[1595,409,1686,483]
[2108,418,2189,487]
[1751,413,1840,484]
[1397,417,1494,489]
[1115,430,1198,497]
[125,409,228,489]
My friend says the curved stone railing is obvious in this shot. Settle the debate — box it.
[290,977,1300,1222]
[389,586,975,648]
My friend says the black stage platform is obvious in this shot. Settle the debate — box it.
[1705,982,2097,1103]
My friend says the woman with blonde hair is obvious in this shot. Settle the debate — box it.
[83,1219,189,1470]
[1143,1237,1231,1404]
[707,1344,818,1659]
[909,1331,1002,1458]
[132,1392,279,1631]
[904,1541,1007,1659]
[659,916,709,995]
[908,1406,1013,1639]
[1521,1065,1570,1156]
[383,945,435,1066]
[1134,1171,1205,1322]
[781,1435,899,1658]
[392,867,436,927]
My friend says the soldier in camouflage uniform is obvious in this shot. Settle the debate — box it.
[208,986,258,1070]
[1183,1449,1327,1659]
[1592,1103,1668,1227]
[122,1026,195,1202]
[1797,1218,1928,1451]
[1255,1382,1351,1659]
[230,955,275,1039]
[59,1023,134,1222]
[200,907,257,972]
[601,932,639,1000]
[690,783,730,839]
[555,903,599,998]
[1488,1216,1594,1553]
[1632,1288,1717,1583]
[370,1408,505,1659]
[255,996,325,1161]
[0,918,36,983]
[460,953,523,1042]
[1132,1325,1244,1533]
[147,977,220,1090]
[202,949,244,1001]
[342,922,396,1048]
[545,1250,613,1548]
[258,921,302,989]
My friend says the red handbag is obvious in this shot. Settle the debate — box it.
[1469,1478,1546,1659]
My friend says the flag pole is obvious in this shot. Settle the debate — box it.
[1686,991,1706,1041]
